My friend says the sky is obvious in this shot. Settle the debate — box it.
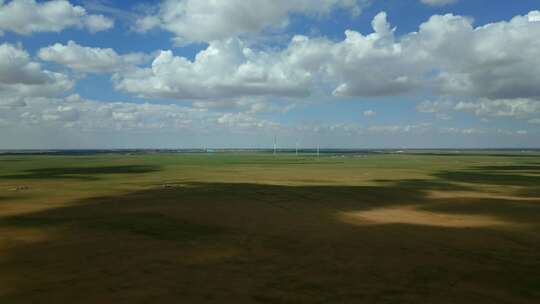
[1,0,540,149]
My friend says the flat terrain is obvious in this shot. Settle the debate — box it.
[1,152,539,303]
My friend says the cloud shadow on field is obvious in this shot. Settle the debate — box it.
[472,165,540,173]
[0,165,162,181]
[432,161,540,188]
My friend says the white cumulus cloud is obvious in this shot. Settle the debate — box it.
[38,41,149,73]
[119,10,540,103]
[363,110,376,117]
[0,43,73,99]
[114,38,313,100]
[0,0,113,35]
[420,0,458,6]
[134,0,364,44]
[455,99,540,119]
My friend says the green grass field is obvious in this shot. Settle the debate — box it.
[1,152,540,303]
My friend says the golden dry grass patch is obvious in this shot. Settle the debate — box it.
[426,190,540,202]
[338,205,513,228]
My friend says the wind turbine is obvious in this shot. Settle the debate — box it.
[273,135,277,156]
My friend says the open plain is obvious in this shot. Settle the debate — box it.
[1,152,540,303]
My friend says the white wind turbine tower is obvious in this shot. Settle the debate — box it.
[273,135,277,156]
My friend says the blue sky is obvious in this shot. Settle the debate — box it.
[1,0,539,149]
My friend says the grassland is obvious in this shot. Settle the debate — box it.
[1,152,539,303]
